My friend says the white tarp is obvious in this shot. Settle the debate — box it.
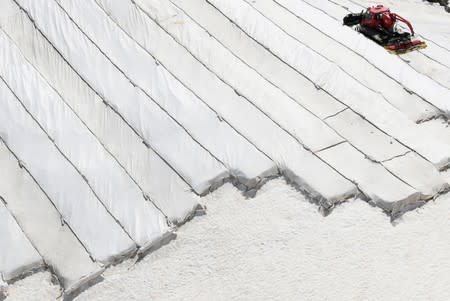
[326,109,409,162]
[130,0,429,164]
[206,0,450,169]
[94,0,358,205]
[14,0,232,195]
[0,199,42,281]
[55,0,278,190]
[0,31,169,249]
[0,2,199,224]
[0,77,135,264]
[317,142,422,217]
[162,0,445,169]
[326,0,450,65]
[0,142,104,293]
[299,0,450,86]
[132,0,447,201]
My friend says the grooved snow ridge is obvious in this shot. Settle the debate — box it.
[0,0,449,298]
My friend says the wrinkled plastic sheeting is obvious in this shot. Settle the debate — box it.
[0,1,199,224]
[0,75,135,264]
[96,0,357,204]
[0,200,42,281]
[207,0,450,170]
[15,0,230,195]
[0,30,169,248]
[55,0,278,189]
[0,142,104,293]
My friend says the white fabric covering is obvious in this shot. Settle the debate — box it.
[206,0,450,169]
[0,31,169,249]
[0,200,42,281]
[0,71,135,264]
[55,0,278,189]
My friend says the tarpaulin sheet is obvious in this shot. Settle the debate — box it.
[56,0,278,189]
[14,0,230,195]
[0,30,169,248]
[0,2,199,223]
[0,142,103,293]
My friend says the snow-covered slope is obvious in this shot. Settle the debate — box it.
[0,0,449,299]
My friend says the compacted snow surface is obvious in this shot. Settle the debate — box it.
[5,180,450,301]
[0,0,450,300]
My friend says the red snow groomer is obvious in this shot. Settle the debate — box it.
[343,5,427,54]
